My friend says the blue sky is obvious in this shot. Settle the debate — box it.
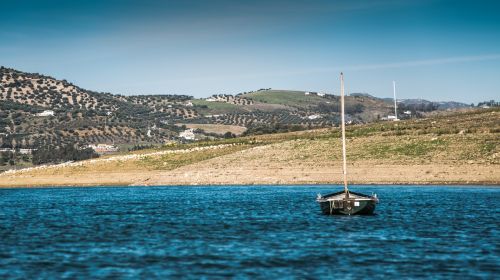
[1,0,499,103]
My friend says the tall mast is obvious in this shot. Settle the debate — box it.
[340,73,349,197]
[393,81,398,120]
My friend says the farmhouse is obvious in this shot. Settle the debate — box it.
[19,149,33,154]
[88,144,119,154]
[179,129,195,140]
[0,148,34,154]
[36,110,55,117]
[387,115,400,121]
[307,114,321,120]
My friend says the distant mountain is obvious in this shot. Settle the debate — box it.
[350,93,376,98]
[399,99,471,110]
[379,97,471,110]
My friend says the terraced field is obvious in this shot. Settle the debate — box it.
[178,124,247,136]
[242,90,327,107]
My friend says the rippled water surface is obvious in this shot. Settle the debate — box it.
[1,185,499,279]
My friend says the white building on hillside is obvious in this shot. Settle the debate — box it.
[307,114,321,120]
[19,149,34,154]
[36,110,55,117]
[179,129,195,140]
[88,144,119,154]
[0,148,31,154]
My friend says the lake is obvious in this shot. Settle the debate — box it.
[0,185,499,279]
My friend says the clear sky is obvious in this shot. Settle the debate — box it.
[1,0,499,103]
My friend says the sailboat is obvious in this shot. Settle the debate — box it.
[316,73,379,215]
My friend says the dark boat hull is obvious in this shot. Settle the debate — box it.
[318,199,376,215]
[317,191,377,215]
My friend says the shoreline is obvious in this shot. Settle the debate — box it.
[2,161,498,189]
[2,182,499,189]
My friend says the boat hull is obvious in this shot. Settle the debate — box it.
[318,199,376,215]
[317,191,378,215]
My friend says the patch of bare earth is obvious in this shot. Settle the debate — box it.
[140,136,499,186]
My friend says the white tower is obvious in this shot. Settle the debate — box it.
[393,81,398,120]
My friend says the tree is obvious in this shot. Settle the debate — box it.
[32,145,99,165]
[0,152,7,166]
[223,132,235,138]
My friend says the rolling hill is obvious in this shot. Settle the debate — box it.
[1,108,498,187]
[0,66,480,172]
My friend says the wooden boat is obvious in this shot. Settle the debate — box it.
[316,73,379,215]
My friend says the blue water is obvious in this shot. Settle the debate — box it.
[0,185,499,279]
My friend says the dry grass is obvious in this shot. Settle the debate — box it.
[1,108,498,187]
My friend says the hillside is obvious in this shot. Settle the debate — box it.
[0,67,392,131]
[0,67,193,147]
[0,68,386,149]
[185,89,394,130]
[1,108,498,187]
[0,66,481,172]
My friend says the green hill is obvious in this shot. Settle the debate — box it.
[242,90,326,106]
